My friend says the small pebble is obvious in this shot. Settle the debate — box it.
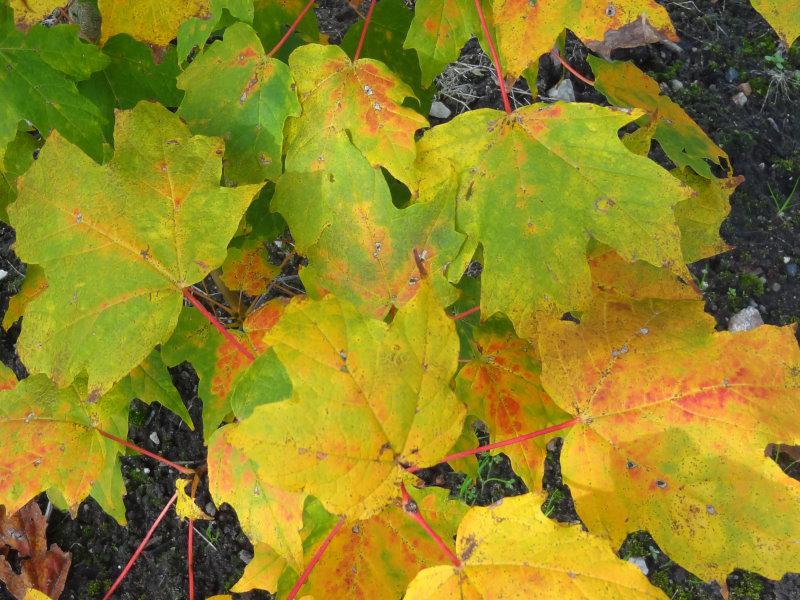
[0,269,7,281]
[149,431,160,445]
[724,67,739,83]
[428,101,451,120]
[205,502,217,517]
[142,468,150,475]
[738,82,752,96]
[786,263,798,278]
[728,307,763,332]
[547,79,576,102]
[771,282,781,292]
[238,550,254,564]
[731,92,748,107]
[627,557,649,576]
[669,79,684,91]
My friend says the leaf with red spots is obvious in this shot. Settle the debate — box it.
[416,102,693,339]
[220,236,280,296]
[300,486,467,598]
[162,299,289,437]
[405,493,663,599]
[750,0,800,47]
[0,500,71,600]
[177,22,301,184]
[0,363,17,391]
[0,374,130,517]
[286,43,428,187]
[207,425,305,570]
[8,102,262,393]
[538,285,800,581]
[493,0,678,77]
[588,57,730,179]
[227,283,466,520]
[455,318,572,490]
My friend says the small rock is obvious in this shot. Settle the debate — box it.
[238,550,254,564]
[786,263,798,278]
[783,256,792,264]
[728,307,764,332]
[627,557,649,576]
[669,79,684,92]
[205,502,217,517]
[771,282,781,292]
[738,82,752,96]
[149,431,160,445]
[731,91,748,107]
[547,79,575,102]
[0,269,7,281]
[429,101,451,120]
[724,67,739,83]
[142,468,150,475]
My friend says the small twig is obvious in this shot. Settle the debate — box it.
[551,49,595,86]
[354,0,377,60]
[96,429,195,475]
[473,0,512,113]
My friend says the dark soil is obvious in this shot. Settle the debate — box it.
[1,0,799,599]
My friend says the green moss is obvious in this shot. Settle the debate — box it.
[730,571,765,599]
[86,580,103,597]
[129,403,148,427]
[738,272,765,297]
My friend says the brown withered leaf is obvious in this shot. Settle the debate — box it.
[0,500,70,599]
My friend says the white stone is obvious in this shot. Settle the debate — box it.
[0,269,7,281]
[627,557,649,576]
[429,101,452,119]
[149,431,160,445]
[728,307,764,332]
[732,92,748,107]
[547,79,576,103]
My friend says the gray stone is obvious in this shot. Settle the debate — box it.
[732,91,748,107]
[149,431,160,445]
[728,307,764,332]
[547,79,576,102]
[670,79,684,91]
[205,502,217,517]
[429,101,452,120]
[786,263,798,278]
[238,550,254,565]
[627,557,649,576]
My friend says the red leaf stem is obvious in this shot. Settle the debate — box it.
[450,305,480,321]
[102,492,179,600]
[472,0,512,113]
[188,520,195,600]
[354,0,378,60]
[287,517,346,600]
[551,50,596,86]
[400,483,461,567]
[405,417,580,473]
[267,0,316,58]
[182,288,255,363]
[96,429,195,475]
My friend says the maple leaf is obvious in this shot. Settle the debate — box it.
[0,364,17,391]
[2,266,46,331]
[750,0,800,47]
[8,102,262,392]
[127,350,194,430]
[0,8,109,162]
[162,299,289,436]
[207,425,305,570]
[0,375,129,517]
[494,0,677,77]
[220,236,280,296]
[455,317,573,490]
[275,135,464,319]
[177,22,301,184]
[538,286,800,581]
[175,478,212,522]
[96,0,210,47]
[0,500,70,600]
[301,486,468,598]
[177,0,255,61]
[287,43,428,187]
[251,0,321,61]
[416,102,692,339]
[588,57,729,179]
[227,284,466,520]
[1,127,40,224]
[404,0,482,87]
[405,493,663,599]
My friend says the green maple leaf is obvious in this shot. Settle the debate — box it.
[8,102,262,393]
[177,0,254,62]
[177,22,301,184]
[416,102,693,338]
[0,7,109,162]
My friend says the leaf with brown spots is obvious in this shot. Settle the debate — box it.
[177,22,301,184]
[227,283,466,520]
[538,284,800,581]
[493,0,678,77]
[416,102,693,339]
[750,0,800,47]
[0,500,71,600]
[589,57,730,179]
[301,486,467,598]
[97,0,211,47]
[455,317,572,490]
[0,374,130,517]
[8,102,261,392]
[405,493,663,599]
